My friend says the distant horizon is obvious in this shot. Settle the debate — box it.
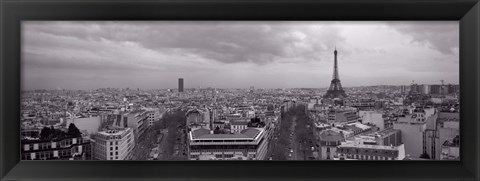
[22,21,459,90]
[21,82,459,92]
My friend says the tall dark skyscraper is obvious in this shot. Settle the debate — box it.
[324,47,347,99]
[178,78,184,92]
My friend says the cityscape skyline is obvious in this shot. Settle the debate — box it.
[22,21,459,90]
[20,21,460,161]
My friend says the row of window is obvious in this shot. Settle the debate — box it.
[22,149,74,160]
[338,148,396,155]
[189,153,249,159]
[190,145,257,149]
[340,154,394,160]
[23,138,81,151]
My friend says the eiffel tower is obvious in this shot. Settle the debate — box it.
[323,47,347,99]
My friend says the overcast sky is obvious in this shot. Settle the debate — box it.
[22,21,459,90]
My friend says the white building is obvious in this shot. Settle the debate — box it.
[92,127,135,160]
[336,142,406,160]
[440,135,460,160]
[186,109,210,130]
[317,130,345,160]
[359,111,384,130]
[188,127,268,160]
[113,110,150,141]
[393,115,427,158]
[434,113,460,159]
[230,119,249,134]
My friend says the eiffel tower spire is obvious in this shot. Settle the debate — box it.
[333,46,339,80]
[324,47,347,99]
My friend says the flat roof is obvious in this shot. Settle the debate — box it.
[190,128,263,140]
[437,112,460,123]
[98,128,130,136]
[339,142,400,150]
[319,130,344,142]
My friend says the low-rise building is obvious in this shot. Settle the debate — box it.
[230,119,249,134]
[336,142,406,160]
[188,127,268,160]
[393,118,426,158]
[92,127,135,160]
[21,135,92,160]
[359,111,385,130]
[363,128,402,146]
[344,98,376,110]
[318,130,345,160]
[440,135,460,160]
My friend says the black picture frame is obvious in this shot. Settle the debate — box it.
[1,0,479,180]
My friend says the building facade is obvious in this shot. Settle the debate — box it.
[440,135,460,160]
[317,130,345,160]
[336,143,406,160]
[187,128,268,160]
[92,127,135,160]
[21,135,92,160]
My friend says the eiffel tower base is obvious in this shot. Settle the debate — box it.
[323,90,347,99]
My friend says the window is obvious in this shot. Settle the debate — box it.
[110,147,113,151]
[115,146,118,150]
[110,142,113,145]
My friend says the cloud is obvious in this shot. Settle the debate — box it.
[24,21,345,65]
[388,21,459,55]
[21,21,459,90]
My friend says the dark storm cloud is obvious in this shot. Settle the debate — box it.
[24,21,344,65]
[388,21,459,55]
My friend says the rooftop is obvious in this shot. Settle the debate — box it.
[319,130,345,142]
[230,120,249,125]
[98,127,130,136]
[343,125,363,132]
[347,123,371,130]
[442,135,460,147]
[437,112,460,123]
[191,127,263,140]
[339,141,400,151]
[367,128,400,137]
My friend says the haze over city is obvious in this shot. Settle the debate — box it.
[22,21,459,90]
